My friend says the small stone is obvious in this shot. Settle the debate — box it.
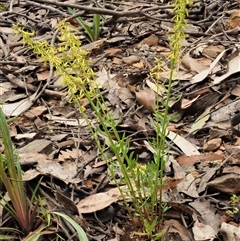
[203,138,222,151]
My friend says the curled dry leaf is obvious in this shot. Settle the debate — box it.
[135,88,156,113]
[213,49,240,84]
[181,53,206,73]
[226,9,240,30]
[191,49,228,84]
[202,45,225,58]
[77,188,120,214]
[181,95,200,109]
[220,222,240,241]
[139,34,158,46]
[122,55,140,64]
[176,153,223,165]
[146,79,164,96]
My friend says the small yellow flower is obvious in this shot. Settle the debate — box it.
[13,21,98,101]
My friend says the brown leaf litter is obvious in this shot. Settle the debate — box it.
[1,0,240,240]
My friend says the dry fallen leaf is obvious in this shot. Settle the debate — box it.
[162,178,184,192]
[176,153,223,165]
[181,95,200,109]
[190,106,211,134]
[213,49,240,84]
[0,82,13,95]
[135,88,156,113]
[191,48,229,84]
[95,67,117,88]
[77,189,120,213]
[122,55,140,64]
[181,53,206,73]
[139,34,158,46]
[220,222,240,241]
[167,130,200,156]
[133,61,145,69]
[146,79,164,96]
[2,92,37,117]
[192,220,216,240]
[81,38,107,51]
[104,48,122,56]
[36,70,50,81]
[226,9,240,30]
[202,45,225,58]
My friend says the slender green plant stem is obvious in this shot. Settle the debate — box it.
[156,0,192,222]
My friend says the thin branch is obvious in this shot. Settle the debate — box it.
[25,0,68,17]
[30,0,167,17]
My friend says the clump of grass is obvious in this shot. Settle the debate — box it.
[0,108,88,240]
[0,107,34,236]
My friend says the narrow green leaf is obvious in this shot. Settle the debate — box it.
[22,233,41,241]
[0,235,15,240]
[21,225,46,241]
[67,7,94,42]
[93,14,100,41]
[77,18,94,41]
[52,212,88,241]
[0,108,30,232]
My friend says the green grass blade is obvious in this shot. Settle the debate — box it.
[93,14,100,41]
[22,233,41,241]
[0,109,15,179]
[21,230,43,241]
[68,7,94,42]
[30,176,43,203]
[0,108,30,232]
[0,235,15,240]
[52,212,88,241]
[77,17,94,41]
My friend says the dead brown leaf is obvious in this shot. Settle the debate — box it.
[139,34,158,46]
[104,48,122,56]
[181,53,206,73]
[202,45,225,58]
[162,178,184,192]
[77,190,119,214]
[176,154,223,165]
[213,49,240,84]
[36,70,50,81]
[226,9,240,30]
[135,88,156,112]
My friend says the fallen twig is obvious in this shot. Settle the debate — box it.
[31,0,169,18]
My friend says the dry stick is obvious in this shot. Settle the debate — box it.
[0,60,27,65]
[31,0,166,17]
[25,0,68,17]
[9,0,15,12]
[65,11,89,23]
[0,38,8,58]
[9,11,40,23]
[196,2,229,24]
[6,73,65,98]
[220,18,234,42]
